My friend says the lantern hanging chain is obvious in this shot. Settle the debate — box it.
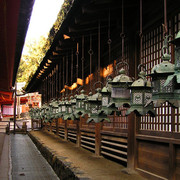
[71,49,73,94]
[98,20,101,82]
[88,33,93,91]
[82,35,84,83]
[120,0,125,63]
[163,0,168,37]
[139,0,143,63]
[76,42,79,84]
[66,54,68,97]
[107,9,112,65]
[63,56,65,98]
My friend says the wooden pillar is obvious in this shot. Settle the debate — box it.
[50,122,52,132]
[76,118,81,147]
[64,120,68,140]
[127,113,136,169]
[31,119,34,130]
[56,118,59,136]
[169,107,175,179]
[95,122,102,156]
[169,142,175,180]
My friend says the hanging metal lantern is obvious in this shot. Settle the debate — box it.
[101,76,121,116]
[51,99,59,119]
[146,35,175,107]
[63,97,73,120]
[44,105,51,123]
[41,103,48,120]
[58,98,66,119]
[82,92,92,118]
[126,65,155,116]
[163,31,180,107]
[108,62,133,108]
[69,95,77,120]
[74,90,87,119]
[87,88,110,123]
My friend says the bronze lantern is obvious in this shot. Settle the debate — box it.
[146,35,175,107]
[108,62,133,108]
[74,90,87,119]
[126,65,155,116]
[101,77,120,116]
[87,88,110,123]
[163,31,180,107]
[63,97,73,120]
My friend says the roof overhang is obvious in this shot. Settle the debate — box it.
[0,0,34,92]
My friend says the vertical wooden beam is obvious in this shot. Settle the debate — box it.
[76,119,81,147]
[64,120,68,140]
[95,122,102,156]
[127,113,136,169]
[169,142,175,180]
[56,118,59,136]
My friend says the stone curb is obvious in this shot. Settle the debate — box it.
[28,132,90,180]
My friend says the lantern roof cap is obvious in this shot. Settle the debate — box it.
[70,96,76,104]
[149,58,174,75]
[110,68,133,83]
[131,71,151,87]
[88,88,102,101]
[65,97,71,105]
[76,89,86,100]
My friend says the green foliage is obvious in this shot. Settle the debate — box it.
[17,36,47,83]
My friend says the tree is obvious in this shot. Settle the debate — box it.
[17,36,47,85]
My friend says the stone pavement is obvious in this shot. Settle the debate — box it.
[0,133,60,180]
[0,129,146,180]
[29,130,146,180]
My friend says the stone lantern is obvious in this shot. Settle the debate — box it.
[87,88,110,123]
[126,66,155,116]
[146,35,175,107]
[108,62,133,108]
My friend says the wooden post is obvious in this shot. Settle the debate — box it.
[31,119,34,130]
[56,118,59,136]
[76,118,81,147]
[95,122,102,156]
[64,120,68,140]
[169,143,175,180]
[127,113,136,169]
[50,122,52,132]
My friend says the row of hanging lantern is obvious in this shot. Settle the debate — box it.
[29,0,180,124]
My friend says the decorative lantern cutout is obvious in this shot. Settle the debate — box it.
[63,97,73,120]
[108,62,133,108]
[101,77,120,116]
[163,30,180,107]
[126,65,155,116]
[146,35,175,107]
[74,90,87,119]
[87,88,110,123]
